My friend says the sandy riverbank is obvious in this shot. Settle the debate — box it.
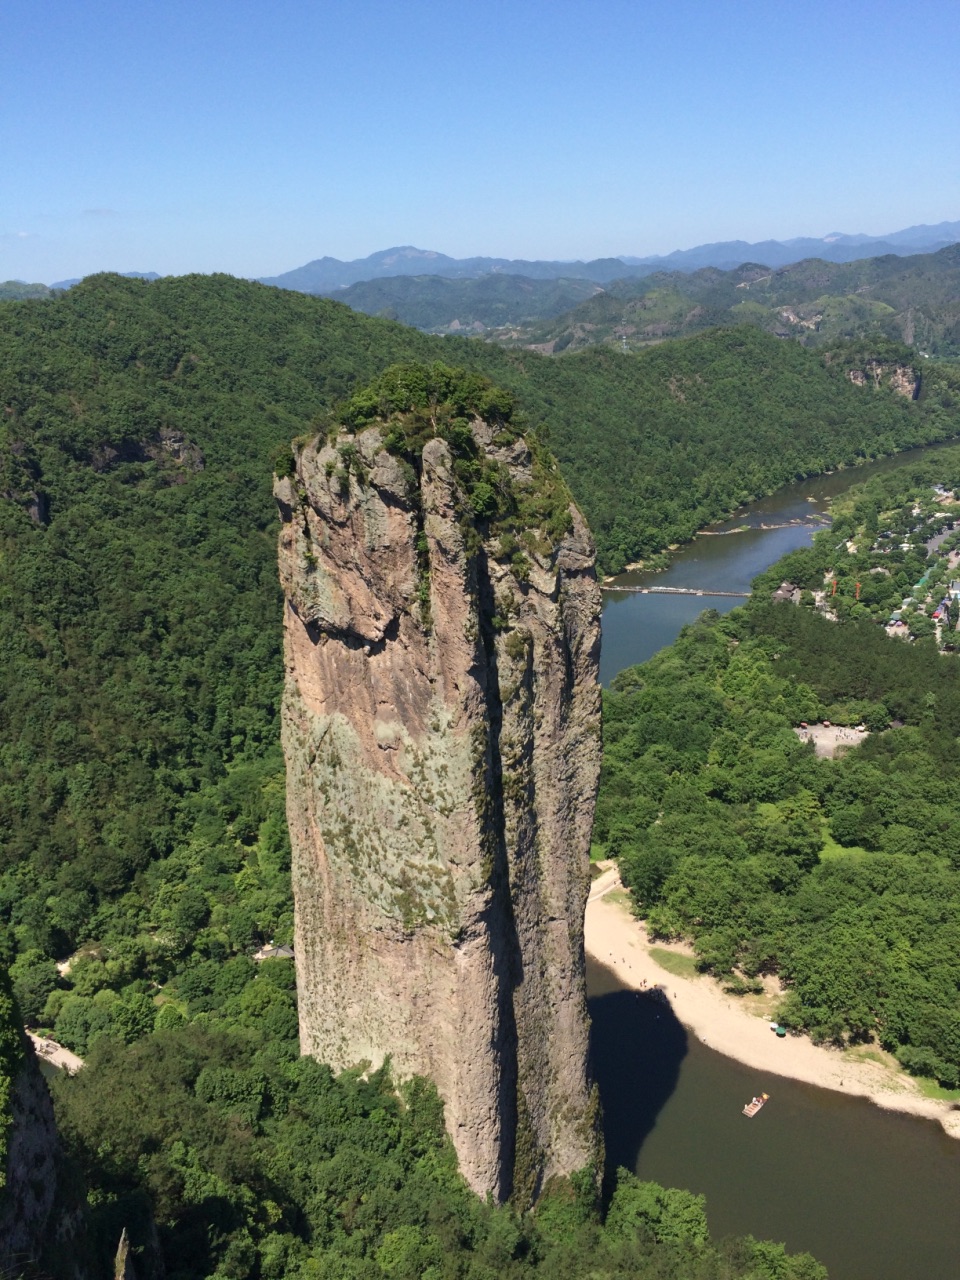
[584,868,960,1140]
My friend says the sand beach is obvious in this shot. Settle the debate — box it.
[584,867,960,1140]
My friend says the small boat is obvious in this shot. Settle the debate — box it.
[742,1093,770,1118]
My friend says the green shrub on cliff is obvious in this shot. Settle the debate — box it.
[330,360,575,551]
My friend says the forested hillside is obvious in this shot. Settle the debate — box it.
[597,598,960,1087]
[4,275,958,577]
[0,277,834,1275]
[533,330,960,572]
[1,276,957,1007]
[491,244,960,359]
[323,272,601,332]
[0,281,56,301]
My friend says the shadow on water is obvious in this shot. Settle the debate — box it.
[586,955,960,1280]
[587,957,687,1185]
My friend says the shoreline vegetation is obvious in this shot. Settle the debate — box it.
[599,437,960,584]
[601,515,829,581]
[585,867,960,1140]
[601,517,823,583]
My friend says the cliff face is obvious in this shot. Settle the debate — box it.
[0,984,91,1280]
[276,371,602,1202]
[0,1043,61,1266]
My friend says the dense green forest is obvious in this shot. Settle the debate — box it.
[0,272,956,1274]
[514,330,960,572]
[41,976,825,1280]
[3,276,957,1028]
[4,274,959,576]
[324,272,601,333]
[491,244,960,358]
[0,278,835,1276]
[596,596,960,1087]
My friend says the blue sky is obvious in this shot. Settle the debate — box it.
[3,0,959,281]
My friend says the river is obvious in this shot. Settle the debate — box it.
[588,445,960,1280]
[599,443,960,684]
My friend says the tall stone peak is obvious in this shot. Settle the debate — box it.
[276,364,602,1203]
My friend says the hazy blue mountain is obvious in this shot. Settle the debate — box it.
[259,246,654,293]
[329,272,602,332]
[260,224,960,296]
[619,223,960,272]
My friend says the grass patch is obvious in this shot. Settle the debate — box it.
[648,947,700,980]
[820,820,869,861]
[844,1047,891,1068]
[913,1076,960,1102]
[589,842,607,863]
[605,888,632,909]
[841,1045,960,1099]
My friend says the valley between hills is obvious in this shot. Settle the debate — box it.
[0,259,959,1279]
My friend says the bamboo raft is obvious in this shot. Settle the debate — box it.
[742,1092,770,1118]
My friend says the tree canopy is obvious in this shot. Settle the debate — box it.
[597,599,960,1084]
[0,278,836,1275]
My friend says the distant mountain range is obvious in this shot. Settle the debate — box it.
[4,223,957,313]
[258,247,641,292]
[616,221,960,272]
[259,223,960,293]
[492,243,960,360]
[282,243,960,361]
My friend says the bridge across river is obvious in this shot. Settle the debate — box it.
[603,585,750,598]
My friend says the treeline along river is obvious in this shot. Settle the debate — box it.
[589,444,960,1280]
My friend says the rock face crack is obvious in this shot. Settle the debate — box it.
[276,413,602,1202]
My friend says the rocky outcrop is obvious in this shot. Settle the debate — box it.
[0,432,48,525]
[89,426,205,480]
[0,1018,94,1278]
[277,371,602,1203]
[0,973,103,1280]
[0,1041,61,1269]
[846,361,920,398]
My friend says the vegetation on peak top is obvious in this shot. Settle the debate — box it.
[337,360,518,441]
[320,362,576,559]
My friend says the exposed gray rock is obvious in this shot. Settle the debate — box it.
[277,414,602,1203]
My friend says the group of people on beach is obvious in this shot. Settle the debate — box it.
[795,725,865,745]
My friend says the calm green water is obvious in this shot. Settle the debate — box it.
[587,960,960,1280]
[591,444,960,1280]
